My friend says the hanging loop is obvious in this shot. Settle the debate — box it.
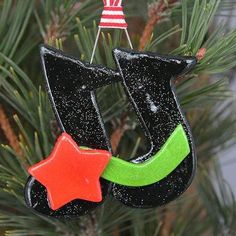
[90,0,133,64]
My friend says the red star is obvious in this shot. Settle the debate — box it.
[28,133,111,211]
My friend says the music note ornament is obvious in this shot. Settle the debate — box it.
[24,0,197,219]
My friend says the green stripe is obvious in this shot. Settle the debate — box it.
[102,124,190,186]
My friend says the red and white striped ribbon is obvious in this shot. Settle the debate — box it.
[99,0,128,29]
[90,0,132,63]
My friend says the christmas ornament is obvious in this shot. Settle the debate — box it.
[24,0,197,219]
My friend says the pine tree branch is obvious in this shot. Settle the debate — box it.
[110,114,129,153]
[80,212,99,236]
[44,5,74,44]
[0,0,236,235]
[159,207,176,236]
[0,105,25,166]
[196,48,207,62]
[139,0,178,50]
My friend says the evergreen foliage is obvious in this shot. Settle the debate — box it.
[0,0,236,235]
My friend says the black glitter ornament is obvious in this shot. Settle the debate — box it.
[24,45,197,218]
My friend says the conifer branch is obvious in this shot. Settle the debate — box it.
[0,105,25,165]
[0,0,236,235]
[110,114,129,152]
[139,0,178,50]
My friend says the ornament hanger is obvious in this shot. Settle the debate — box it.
[90,0,133,64]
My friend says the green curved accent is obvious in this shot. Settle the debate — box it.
[101,124,190,186]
